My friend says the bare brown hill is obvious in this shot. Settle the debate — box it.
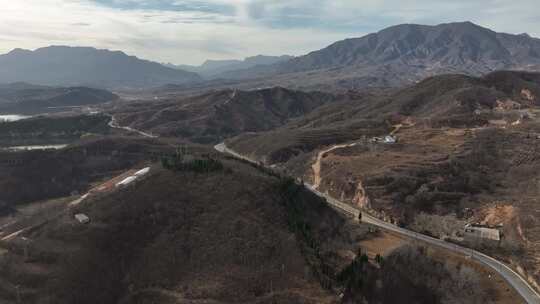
[228,71,540,164]
[111,87,339,144]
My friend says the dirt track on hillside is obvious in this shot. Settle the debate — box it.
[311,141,361,189]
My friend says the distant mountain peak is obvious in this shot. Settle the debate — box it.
[7,48,32,56]
[0,45,201,88]
[168,54,293,78]
[215,22,540,91]
[275,21,540,77]
[446,20,481,26]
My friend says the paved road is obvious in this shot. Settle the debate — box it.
[108,115,158,138]
[214,142,540,304]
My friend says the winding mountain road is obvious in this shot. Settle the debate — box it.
[214,142,540,304]
[108,115,158,138]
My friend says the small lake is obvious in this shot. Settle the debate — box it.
[2,144,68,152]
[0,115,32,122]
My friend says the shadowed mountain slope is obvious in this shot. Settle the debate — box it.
[0,83,118,114]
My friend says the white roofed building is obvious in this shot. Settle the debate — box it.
[116,176,138,187]
[464,223,501,241]
[75,213,90,224]
[134,167,150,177]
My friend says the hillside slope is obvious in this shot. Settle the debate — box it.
[228,71,540,163]
[112,87,339,144]
[0,152,348,304]
[0,148,511,304]
[228,71,540,293]
[0,83,118,114]
[0,137,174,207]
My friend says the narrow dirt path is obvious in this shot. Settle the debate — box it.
[223,89,237,105]
[311,141,361,189]
[1,228,28,241]
[312,122,408,189]
[390,123,403,135]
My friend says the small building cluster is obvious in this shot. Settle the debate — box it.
[371,135,397,144]
[115,167,150,188]
[464,223,501,242]
[74,213,90,224]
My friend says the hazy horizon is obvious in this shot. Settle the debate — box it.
[1,0,539,65]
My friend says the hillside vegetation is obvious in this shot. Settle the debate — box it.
[112,87,339,144]
[0,137,174,209]
[0,114,111,147]
[229,71,539,163]
[228,71,540,292]
[0,149,500,304]
[0,83,117,114]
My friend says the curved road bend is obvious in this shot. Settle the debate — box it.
[214,142,540,304]
[108,115,158,139]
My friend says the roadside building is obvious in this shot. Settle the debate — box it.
[464,223,501,241]
[116,176,138,187]
[488,119,508,127]
[370,135,398,144]
[74,213,90,224]
[134,167,150,177]
[383,135,397,144]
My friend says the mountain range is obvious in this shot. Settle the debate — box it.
[277,22,540,73]
[0,46,201,89]
[215,22,540,91]
[1,22,539,92]
[165,54,293,78]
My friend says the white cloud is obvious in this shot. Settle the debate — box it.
[0,0,538,65]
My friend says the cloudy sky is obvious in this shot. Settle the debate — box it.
[1,0,539,65]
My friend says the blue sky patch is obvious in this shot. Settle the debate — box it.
[90,0,235,15]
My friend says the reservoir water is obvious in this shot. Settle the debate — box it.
[0,114,31,122]
[1,144,68,152]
